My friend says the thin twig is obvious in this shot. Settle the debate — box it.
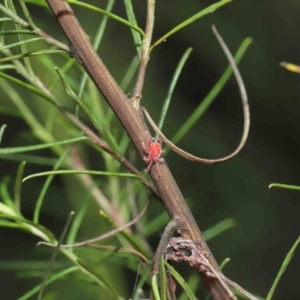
[131,0,155,109]
[153,220,177,275]
[142,25,250,164]
[37,199,148,248]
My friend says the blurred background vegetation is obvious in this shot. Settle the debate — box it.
[0,0,300,299]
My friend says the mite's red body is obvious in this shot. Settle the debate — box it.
[143,138,164,179]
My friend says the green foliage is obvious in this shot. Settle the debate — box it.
[0,0,298,299]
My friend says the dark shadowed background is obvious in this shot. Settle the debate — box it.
[1,1,300,299]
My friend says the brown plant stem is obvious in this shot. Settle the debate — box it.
[45,1,236,299]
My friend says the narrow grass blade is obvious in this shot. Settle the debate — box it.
[0,72,58,106]
[269,183,300,191]
[17,266,79,300]
[33,145,71,223]
[123,0,142,56]
[144,211,169,236]
[151,274,162,300]
[19,0,36,29]
[219,257,231,270]
[150,0,232,51]
[37,211,75,300]
[0,49,66,63]
[266,236,300,300]
[0,64,16,71]
[0,214,54,241]
[0,136,88,154]
[23,0,144,37]
[66,187,94,246]
[0,29,33,36]
[0,202,17,216]
[159,257,167,300]
[120,55,140,91]
[76,258,122,299]
[0,77,56,148]
[14,161,26,215]
[0,37,43,51]
[118,54,141,153]
[0,17,11,22]
[170,37,252,147]
[203,218,236,241]
[67,0,144,37]
[132,263,151,300]
[179,274,199,300]
[157,48,193,136]
[0,154,57,165]
[164,261,197,300]
[0,176,15,208]
[0,3,30,28]
[77,0,115,111]
[13,1,35,77]
[23,170,139,182]
[0,124,7,145]
[55,67,119,152]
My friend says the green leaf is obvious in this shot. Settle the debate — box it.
[77,0,115,99]
[159,257,167,300]
[170,37,252,147]
[23,170,139,182]
[0,124,7,145]
[0,176,15,208]
[219,257,231,270]
[150,0,232,51]
[123,0,142,55]
[66,0,144,37]
[179,274,199,300]
[269,183,300,191]
[0,29,33,36]
[55,67,120,153]
[17,266,79,300]
[157,48,193,135]
[203,218,236,241]
[144,211,169,236]
[0,154,57,165]
[151,274,162,300]
[0,37,43,51]
[14,161,26,215]
[0,202,17,216]
[0,49,66,63]
[0,72,58,107]
[76,258,122,300]
[33,144,73,223]
[66,183,95,247]
[25,0,144,41]
[266,236,300,300]
[0,214,54,241]
[0,136,88,154]
[164,261,197,300]
[37,211,75,300]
